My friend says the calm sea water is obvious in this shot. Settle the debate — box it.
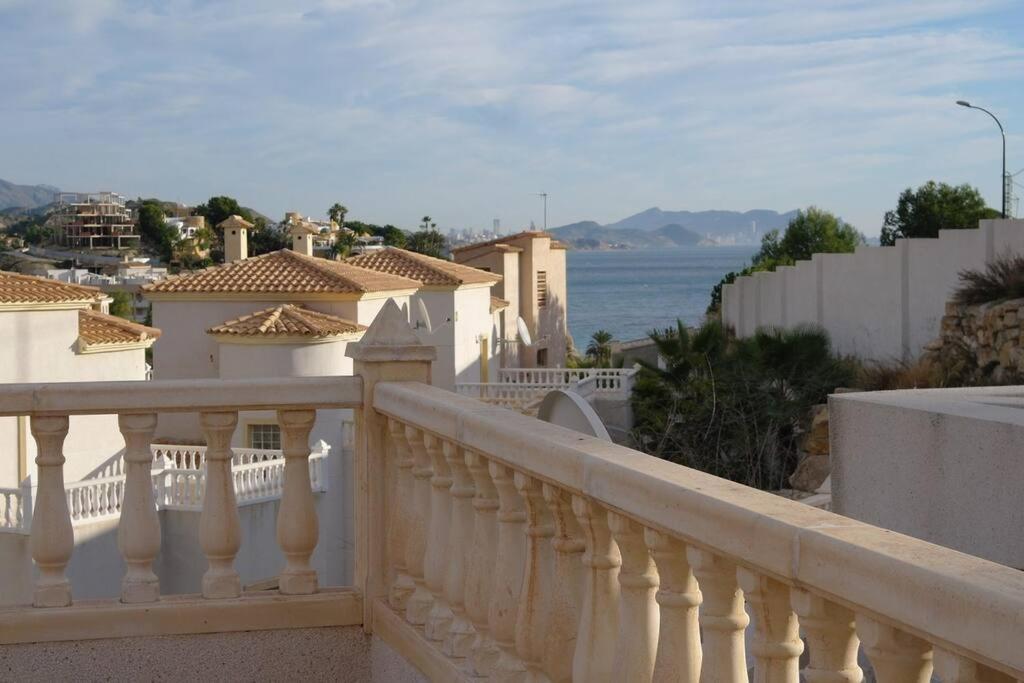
[567,246,758,346]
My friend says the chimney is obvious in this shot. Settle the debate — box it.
[218,215,253,262]
[290,223,315,256]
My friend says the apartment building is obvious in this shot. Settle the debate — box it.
[54,192,140,250]
[452,230,568,367]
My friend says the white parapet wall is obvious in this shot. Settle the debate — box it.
[830,386,1024,570]
[722,219,1024,362]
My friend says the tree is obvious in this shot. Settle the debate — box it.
[136,200,178,261]
[109,291,134,320]
[331,231,357,259]
[249,221,289,256]
[880,181,999,246]
[585,330,615,367]
[193,196,253,229]
[328,203,348,227]
[708,208,863,315]
[407,228,447,258]
[754,207,864,266]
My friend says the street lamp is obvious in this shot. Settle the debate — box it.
[957,100,1007,219]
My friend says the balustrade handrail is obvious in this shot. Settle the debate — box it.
[373,380,1024,674]
[0,376,363,417]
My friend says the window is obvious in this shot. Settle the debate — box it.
[536,348,548,367]
[537,271,548,307]
[248,423,281,450]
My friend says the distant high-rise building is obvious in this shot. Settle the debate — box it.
[55,192,140,250]
[493,218,501,234]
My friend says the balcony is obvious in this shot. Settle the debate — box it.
[1,303,1022,681]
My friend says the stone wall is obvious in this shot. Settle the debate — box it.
[925,298,1024,381]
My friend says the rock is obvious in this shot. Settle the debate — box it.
[1006,311,1018,326]
[789,453,830,492]
[800,404,830,456]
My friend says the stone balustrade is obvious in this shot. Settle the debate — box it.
[2,302,1023,681]
[367,379,1024,681]
[0,376,360,619]
[497,366,637,392]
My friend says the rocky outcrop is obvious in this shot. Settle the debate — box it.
[924,298,1024,382]
[789,403,830,492]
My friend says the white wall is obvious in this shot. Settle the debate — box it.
[0,307,147,487]
[831,386,1024,570]
[723,219,1024,361]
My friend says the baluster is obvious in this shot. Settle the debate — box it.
[933,650,1017,683]
[198,411,241,599]
[117,413,161,603]
[790,590,862,683]
[572,496,621,681]
[686,548,749,683]
[489,462,527,679]
[404,426,434,624]
[465,451,501,675]
[608,512,660,682]
[276,409,319,595]
[645,530,702,682]
[423,434,454,641]
[29,415,73,607]
[513,473,555,680]
[542,484,585,683]
[387,420,415,610]
[442,441,476,657]
[856,616,932,683]
[737,569,802,682]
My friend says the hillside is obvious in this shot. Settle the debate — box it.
[550,221,703,249]
[552,207,799,247]
[0,179,59,212]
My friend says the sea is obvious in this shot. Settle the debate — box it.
[567,245,758,346]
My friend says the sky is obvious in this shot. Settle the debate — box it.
[0,0,1022,236]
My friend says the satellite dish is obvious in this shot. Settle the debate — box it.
[516,316,533,347]
[537,390,611,441]
[417,299,433,334]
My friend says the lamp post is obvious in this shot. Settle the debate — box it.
[535,192,548,231]
[957,100,1007,219]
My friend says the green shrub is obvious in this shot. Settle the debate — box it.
[631,321,854,490]
[952,253,1024,305]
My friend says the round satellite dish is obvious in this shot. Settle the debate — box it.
[537,390,612,441]
[417,298,433,334]
[516,316,533,346]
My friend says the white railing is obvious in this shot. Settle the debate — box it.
[368,380,1024,681]
[65,474,124,524]
[0,486,26,533]
[455,382,550,410]
[498,366,637,392]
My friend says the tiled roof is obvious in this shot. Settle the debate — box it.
[0,271,103,305]
[79,309,161,346]
[217,215,254,230]
[490,296,510,313]
[450,230,551,254]
[143,249,418,295]
[346,247,500,286]
[207,304,366,339]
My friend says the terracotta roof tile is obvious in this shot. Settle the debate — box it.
[79,309,161,346]
[346,247,500,286]
[0,271,103,305]
[143,249,418,295]
[490,296,510,313]
[207,304,366,339]
[450,230,551,254]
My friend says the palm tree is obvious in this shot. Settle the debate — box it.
[586,330,615,367]
[331,231,357,259]
[421,215,432,231]
[328,203,348,227]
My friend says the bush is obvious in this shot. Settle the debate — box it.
[631,321,854,490]
[952,253,1024,305]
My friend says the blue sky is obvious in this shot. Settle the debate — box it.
[1,0,1022,236]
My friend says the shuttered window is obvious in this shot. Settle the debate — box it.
[537,271,548,307]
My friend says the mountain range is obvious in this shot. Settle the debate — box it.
[0,179,59,213]
[550,207,799,249]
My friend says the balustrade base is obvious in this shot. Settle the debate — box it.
[389,576,415,611]
[202,572,241,600]
[424,600,454,643]
[405,586,433,625]
[441,615,476,658]
[371,599,475,682]
[121,578,160,605]
[279,570,318,596]
[33,582,72,609]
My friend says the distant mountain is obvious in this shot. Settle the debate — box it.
[550,220,703,250]
[0,179,59,212]
[551,207,800,248]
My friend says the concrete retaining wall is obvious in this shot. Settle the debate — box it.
[722,219,1024,361]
